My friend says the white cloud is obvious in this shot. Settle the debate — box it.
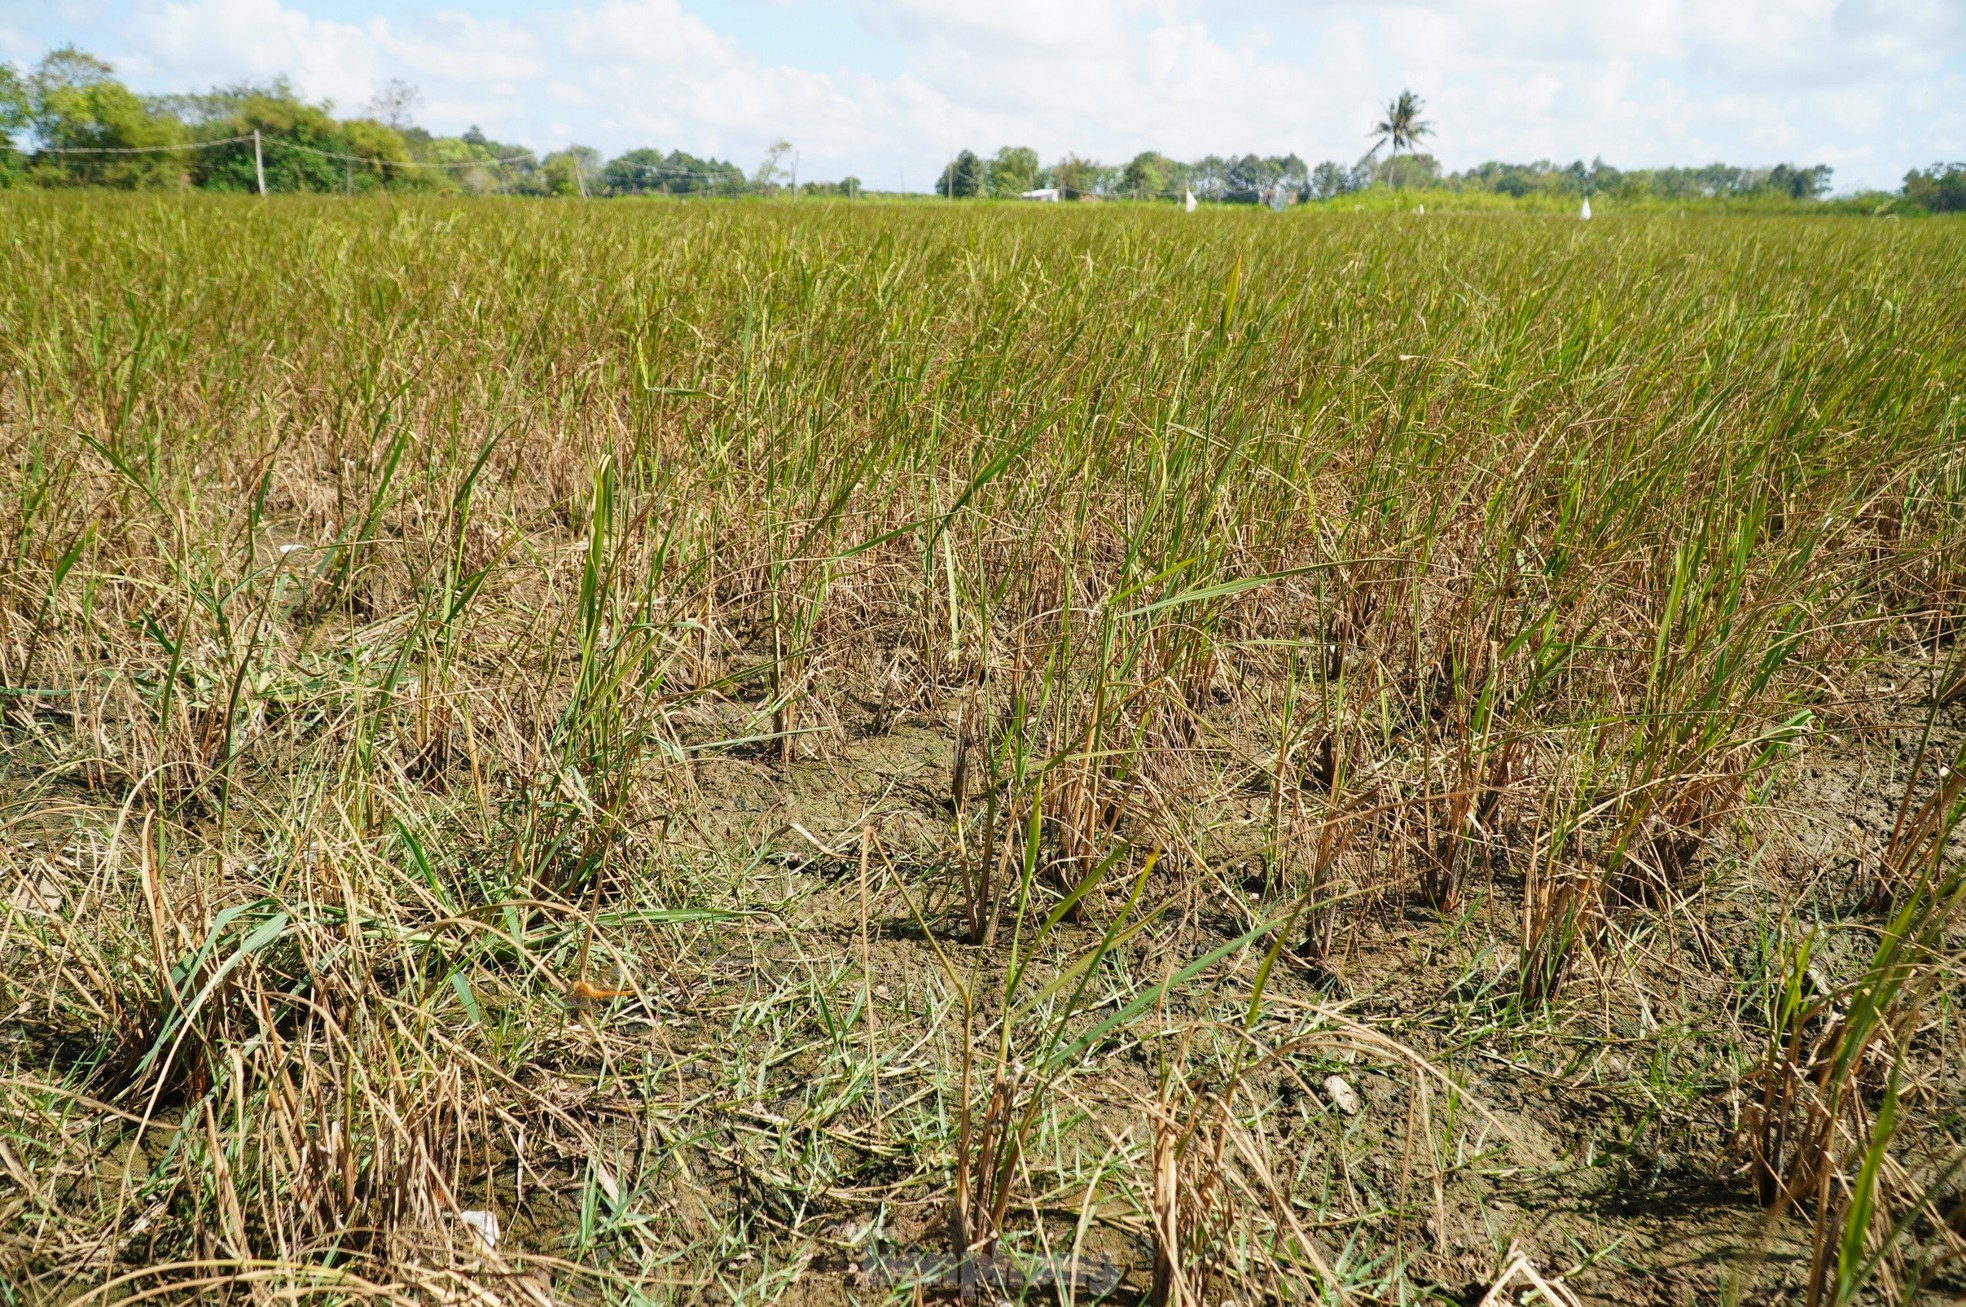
[563,0,741,71]
[856,0,1145,50]
[23,0,1963,190]
[113,0,542,132]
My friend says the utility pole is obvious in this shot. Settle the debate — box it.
[573,148,588,198]
[790,150,798,198]
[253,130,266,196]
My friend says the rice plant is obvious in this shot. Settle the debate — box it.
[0,192,1961,1303]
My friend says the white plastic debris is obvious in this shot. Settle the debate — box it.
[458,1209,500,1249]
[7,867,64,915]
[1580,197,1593,220]
[1323,1075,1362,1116]
[1184,189,1197,213]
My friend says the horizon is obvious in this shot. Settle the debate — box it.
[2,1,1962,195]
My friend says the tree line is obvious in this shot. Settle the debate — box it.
[941,146,1853,205]
[0,48,762,196]
[3,47,1960,212]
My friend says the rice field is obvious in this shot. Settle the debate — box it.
[1,192,1963,1305]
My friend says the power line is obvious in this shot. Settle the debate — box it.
[266,139,536,170]
[18,132,534,171]
[28,134,256,155]
[596,162,746,182]
[17,131,1306,202]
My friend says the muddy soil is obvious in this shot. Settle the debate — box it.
[470,684,1966,1302]
[3,684,1960,1305]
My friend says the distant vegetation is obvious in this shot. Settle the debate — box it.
[0,47,724,198]
[2,47,1960,214]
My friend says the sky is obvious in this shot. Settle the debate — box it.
[2,0,1962,193]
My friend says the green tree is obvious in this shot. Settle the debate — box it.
[751,139,792,194]
[986,145,1038,197]
[1217,152,1305,203]
[1903,162,1966,213]
[1766,163,1832,200]
[604,147,668,194]
[634,148,744,196]
[1369,89,1431,187]
[1308,160,1361,200]
[1372,151,1440,191]
[177,82,410,193]
[340,119,412,187]
[1051,153,1100,199]
[0,63,23,129]
[542,146,601,197]
[1188,154,1227,199]
[937,149,982,198]
[1119,150,1180,200]
[0,62,28,187]
[28,46,188,188]
[416,126,539,194]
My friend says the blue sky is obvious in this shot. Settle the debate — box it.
[4,0,1961,192]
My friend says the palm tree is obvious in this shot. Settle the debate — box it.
[1369,90,1432,189]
